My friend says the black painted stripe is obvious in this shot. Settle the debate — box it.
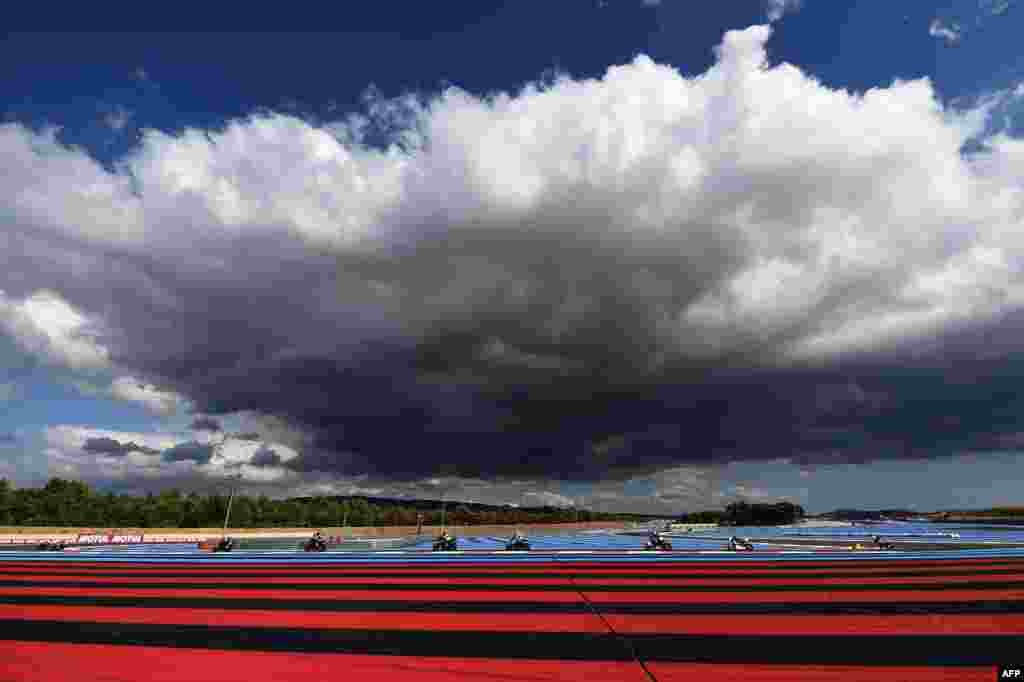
[629,633,1024,666]
[2,579,1023,591]
[0,594,587,613]
[0,620,636,661]
[0,620,1018,665]
[598,599,1024,615]
[4,568,1024,580]
[1,593,1023,615]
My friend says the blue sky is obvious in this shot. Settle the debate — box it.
[3,2,1020,155]
[2,1,1024,513]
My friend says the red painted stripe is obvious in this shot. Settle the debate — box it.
[0,642,651,682]
[10,563,1024,578]
[647,663,994,682]
[0,604,606,633]
[8,603,1017,636]
[0,574,576,586]
[0,586,585,602]
[577,574,1024,586]
[4,584,1022,604]
[604,613,1024,635]
[6,573,1021,587]
[583,588,1024,603]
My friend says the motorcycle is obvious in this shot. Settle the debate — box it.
[643,535,673,551]
[872,536,896,550]
[303,537,328,552]
[213,537,235,552]
[432,534,457,551]
[728,536,754,551]
[505,535,531,551]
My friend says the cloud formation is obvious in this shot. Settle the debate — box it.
[44,425,302,491]
[162,441,215,464]
[0,290,109,371]
[523,490,575,508]
[109,377,182,415]
[190,416,222,432]
[930,1,1017,45]
[980,0,1014,15]
[104,108,132,132]
[2,26,1024,496]
[766,0,802,22]
[250,446,283,467]
[929,19,962,45]
[83,436,160,457]
[0,382,22,402]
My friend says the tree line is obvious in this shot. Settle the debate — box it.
[0,478,645,528]
[676,501,806,526]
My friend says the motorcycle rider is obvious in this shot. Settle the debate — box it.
[729,536,753,551]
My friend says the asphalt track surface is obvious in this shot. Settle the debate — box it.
[2,539,1024,682]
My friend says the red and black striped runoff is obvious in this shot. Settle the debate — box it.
[0,556,1020,681]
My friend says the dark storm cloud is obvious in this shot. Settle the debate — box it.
[4,26,1024,489]
[250,446,282,467]
[83,436,159,457]
[162,441,215,464]
[190,416,222,432]
[232,432,263,441]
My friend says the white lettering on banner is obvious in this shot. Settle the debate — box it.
[75,534,145,544]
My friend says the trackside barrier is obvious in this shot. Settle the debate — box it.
[145,535,208,544]
[77,534,145,545]
[1,534,210,545]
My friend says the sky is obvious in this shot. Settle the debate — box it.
[2,1,1024,514]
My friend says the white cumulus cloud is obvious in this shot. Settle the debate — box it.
[0,290,109,371]
[109,377,183,416]
[523,490,575,508]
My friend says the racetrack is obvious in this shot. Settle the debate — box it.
[1,533,1022,680]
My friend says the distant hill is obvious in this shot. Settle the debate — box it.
[925,507,1024,523]
[297,494,661,520]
